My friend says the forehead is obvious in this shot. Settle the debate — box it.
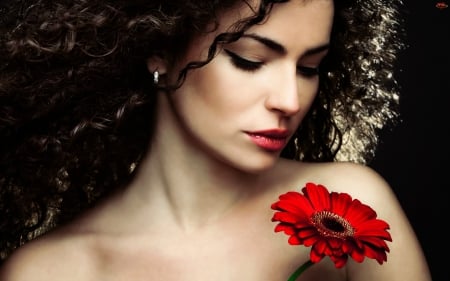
[217,0,334,31]
[180,0,333,64]
[219,0,334,43]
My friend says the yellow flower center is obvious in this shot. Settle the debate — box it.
[311,211,355,239]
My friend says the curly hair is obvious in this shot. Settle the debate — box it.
[0,0,405,262]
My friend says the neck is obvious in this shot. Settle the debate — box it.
[121,97,274,232]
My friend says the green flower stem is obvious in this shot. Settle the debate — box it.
[287,260,314,281]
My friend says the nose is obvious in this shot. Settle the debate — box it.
[264,66,301,116]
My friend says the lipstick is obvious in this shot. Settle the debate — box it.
[246,129,289,152]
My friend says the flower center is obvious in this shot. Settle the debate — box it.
[311,211,354,239]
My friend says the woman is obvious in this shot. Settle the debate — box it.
[0,0,431,280]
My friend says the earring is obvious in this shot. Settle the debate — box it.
[153,70,159,84]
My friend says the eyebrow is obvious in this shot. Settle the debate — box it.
[241,33,330,57]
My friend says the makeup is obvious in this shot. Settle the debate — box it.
[246,129,289,151]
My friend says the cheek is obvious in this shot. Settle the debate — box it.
[178,59,257,115]
[299,76,320,102]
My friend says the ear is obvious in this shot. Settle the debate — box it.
[146,56,167,76]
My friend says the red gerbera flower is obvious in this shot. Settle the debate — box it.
[271,182,392,270]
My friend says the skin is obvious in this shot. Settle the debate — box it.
[0,1,431,281]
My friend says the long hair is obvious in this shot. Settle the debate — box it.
[0,0,405,262]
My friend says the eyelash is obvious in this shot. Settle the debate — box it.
[296,66,320,77]
[224,49,320,78]
[224,49,263,72]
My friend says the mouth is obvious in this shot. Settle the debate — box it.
[245,129,289,152]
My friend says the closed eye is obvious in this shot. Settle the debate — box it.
[296,66,320,77]
[224,49,264,72]
[225,49,320,77]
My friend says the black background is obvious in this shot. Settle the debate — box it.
[0,1,447,279]
[369,2,449,281]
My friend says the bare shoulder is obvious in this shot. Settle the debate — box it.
[310,161,396,207]
[276,160,432,281]
[0,229,97,281]
[277,160,394,206]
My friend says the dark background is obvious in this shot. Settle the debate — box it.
[0,0,446,279]
[369,2,449,281]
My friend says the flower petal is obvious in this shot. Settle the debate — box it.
[303,183,331,210]
[274,223,296,234]
[357,236,390,251]
[272,211,302,224]
[271,196,314,217]
[344,199,377,225]
[356,219,391,240]
[330,191,353,216]
[329,254,348,268]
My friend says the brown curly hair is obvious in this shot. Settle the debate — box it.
[0,0,405,262]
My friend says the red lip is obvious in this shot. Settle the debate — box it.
[246,129,290,151]
[247,129,290,138]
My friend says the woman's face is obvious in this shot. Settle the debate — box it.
[166,0,334,172]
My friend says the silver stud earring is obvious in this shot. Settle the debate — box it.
[153,70,159,84]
